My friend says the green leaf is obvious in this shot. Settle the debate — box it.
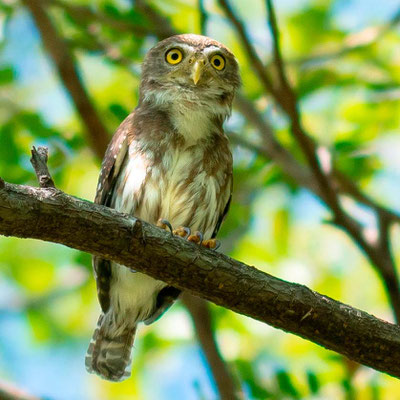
[306,370,320,395]
[0,66,14,84]
[235,359,271,399]
[109,103,130,120]
[276,369,300,399]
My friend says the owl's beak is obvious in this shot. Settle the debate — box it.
[192,60,205,85]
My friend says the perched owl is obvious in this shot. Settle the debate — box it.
[85,34,240,381]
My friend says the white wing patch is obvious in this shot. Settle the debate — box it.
[113,148,149,214]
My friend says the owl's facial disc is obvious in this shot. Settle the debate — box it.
[140,35,240,110]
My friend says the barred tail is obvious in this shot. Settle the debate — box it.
[85,312,136,382]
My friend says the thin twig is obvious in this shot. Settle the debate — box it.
[217,0,281,100]
[332,170,400,224]
[265,0,286,88]
[265,0,341,213]
[233,94,321,194]
[30,146,55,189]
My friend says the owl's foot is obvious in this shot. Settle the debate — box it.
[202,239,221,250]
[157,218,173,234]
[187,232,221,250]
[169,225,203,244]
[157,220,220,250]
[172,226,191,239]
[157,219,191,239]
[179,228,221,250]
[188,231,203,244]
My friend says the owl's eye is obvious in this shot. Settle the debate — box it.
[210,54,225,71]
[165,48,183,65]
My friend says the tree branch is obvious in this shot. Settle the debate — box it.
[219,0,398,215]
[266,0,343,216]
[1,179,400,378]
[264,0,400,323]
[134,0,177,40]
[22,0,109,159]
[217,0,281,100]
[232,95,320,195]
[181,294,240,399]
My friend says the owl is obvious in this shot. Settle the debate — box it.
[85,34,240,381]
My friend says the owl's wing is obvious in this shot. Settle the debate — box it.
[93,112,134,313]
[212,193,232,238]
[212,175,233,239]
[94,113,133,206]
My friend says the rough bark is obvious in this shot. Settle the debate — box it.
[1,181,400,379]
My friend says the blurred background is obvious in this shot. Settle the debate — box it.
[1,0,400,399]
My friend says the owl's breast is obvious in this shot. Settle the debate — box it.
[113,138,229,240]
[140,146,224,238]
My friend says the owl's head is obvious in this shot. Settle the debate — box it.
[139,34,240,113]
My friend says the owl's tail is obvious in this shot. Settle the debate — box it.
[85,312,136,382]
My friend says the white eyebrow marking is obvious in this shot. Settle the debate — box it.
[168,43,195,53]
[203,46,225,56]
[204,45,220,52]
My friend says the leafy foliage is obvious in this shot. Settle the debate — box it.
[1,0,400,399]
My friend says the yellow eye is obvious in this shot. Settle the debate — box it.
[166,48,183,65]
[210,54,225,70]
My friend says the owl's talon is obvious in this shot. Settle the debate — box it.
[188,231,203,245]
[202,239,221,250]
[173,226,191,239]
[157,218,173,234]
